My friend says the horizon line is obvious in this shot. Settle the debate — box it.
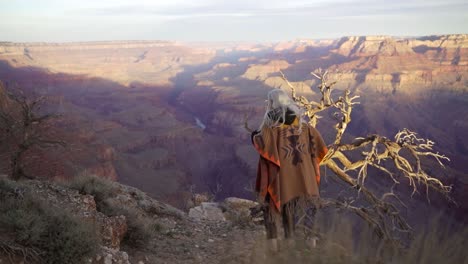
[1,33,467,45]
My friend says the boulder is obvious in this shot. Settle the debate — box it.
[113,184,186,219]
[97,215,127,250]
[222,197,260,225]
[90,246,130,264]
[189,202,226,221]
[223,197,258,211]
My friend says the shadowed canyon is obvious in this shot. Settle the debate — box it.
[0,35,467,222]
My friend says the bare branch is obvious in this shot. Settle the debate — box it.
[243,113,254,133]
[278,68,453,247]
[0,240,43,263]
[0,84,64,180]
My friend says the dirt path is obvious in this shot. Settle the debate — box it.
[125,219,269,264]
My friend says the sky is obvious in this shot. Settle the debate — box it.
[0,0,467,42]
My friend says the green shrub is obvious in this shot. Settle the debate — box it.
[67,174,117,209]
[67,174,162,248]
[100,200,160,247]
[0,176,18,193]
[0,179,100,264]
[123,209,159,246]
[41,210,99,264]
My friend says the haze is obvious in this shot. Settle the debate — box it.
[1,0,467,42]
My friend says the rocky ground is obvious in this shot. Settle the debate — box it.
[122,196,270,264]
[1,176,466,264]
[0,177,278,264]
[129,211,318,264]
[128,218,266,264]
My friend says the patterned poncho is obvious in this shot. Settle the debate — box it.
[252,118,328,212]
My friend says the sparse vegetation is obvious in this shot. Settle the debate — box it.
[225,210,255,228]
[0,176,16,192]
[0,178,100,264]
[101,202,162,247]
[67,173,117,210]
[249,210,468,264]
[67,174,162,248]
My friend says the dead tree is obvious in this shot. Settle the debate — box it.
[0,82,65,180]
[246,69,452,247]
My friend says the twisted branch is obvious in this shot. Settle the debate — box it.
[278,69,452,245]
[0,240,43,263]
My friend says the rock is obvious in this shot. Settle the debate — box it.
[334,36,414,57]
[188,206,204,219]
[223,197,258,211]
[97,215,127,250]
[104,254,113,264]
[189,202,226,221]
[192,193,210,206]
[202,202,226,221]
[222,198,260,226]
[241,60,290,81]
[113,184,186,219]
[92,246,130,264]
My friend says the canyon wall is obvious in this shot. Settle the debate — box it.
[0,35,466,215]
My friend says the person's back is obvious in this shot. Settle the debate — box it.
[251,88,327,251]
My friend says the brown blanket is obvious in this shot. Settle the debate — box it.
[253,121,327,212]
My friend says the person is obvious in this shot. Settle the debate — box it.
[251,88,328,251]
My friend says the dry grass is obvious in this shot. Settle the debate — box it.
[249,209,468,264]
[402,217,468,264]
